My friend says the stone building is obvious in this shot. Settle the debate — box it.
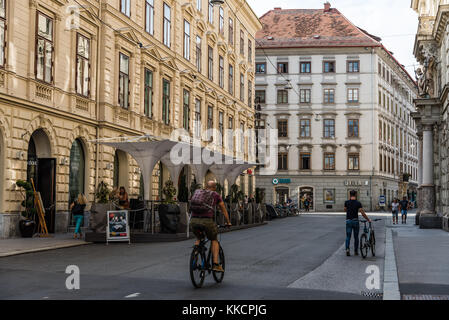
[254,4,418,212]
[411,0,449,230]
[0,0,261,238]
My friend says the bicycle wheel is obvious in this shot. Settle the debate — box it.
[360,234,368,259]
[212,246,225,283]
[190,247,206,288]
[370,231,376,257]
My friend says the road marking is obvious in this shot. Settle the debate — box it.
[125,293,141,298]
[383,226,401,300]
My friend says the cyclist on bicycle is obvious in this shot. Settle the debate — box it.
[344,190,372,257]
[190,181,232,273]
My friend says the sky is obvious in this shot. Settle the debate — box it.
[246,0,419,77]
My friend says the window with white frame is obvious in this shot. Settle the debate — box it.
[163,3,171,48]
[145,0,154,35]
[76,33,90,97]
[120,0,131,17]
[0,0,6,68]
[184,20,190,60]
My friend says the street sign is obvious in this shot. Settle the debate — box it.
[379,195,386,207]
[106,210,131,244]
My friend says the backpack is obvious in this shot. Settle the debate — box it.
[190,189,215,215]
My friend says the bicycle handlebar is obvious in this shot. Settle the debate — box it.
[359,218,382,223]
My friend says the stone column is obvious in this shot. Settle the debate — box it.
[416,133,423,217]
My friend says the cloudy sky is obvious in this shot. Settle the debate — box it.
[247,0,419,77]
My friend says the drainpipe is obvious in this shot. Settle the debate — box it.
[370,47,375,212]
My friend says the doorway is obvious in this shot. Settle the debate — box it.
[275,187,289,205]
[299,187,314,211]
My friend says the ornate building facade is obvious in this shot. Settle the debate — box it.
[0,0,261,237]
[412,0,449,230]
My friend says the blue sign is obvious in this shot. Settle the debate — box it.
[273,178,291,185]
[379,195,386,206]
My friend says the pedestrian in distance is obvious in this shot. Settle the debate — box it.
[399,196,410,224]
[391,198,399,225]
[344,190,372,256]
[70,194,87,239]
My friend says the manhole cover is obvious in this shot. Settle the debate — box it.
[402,294,449,300]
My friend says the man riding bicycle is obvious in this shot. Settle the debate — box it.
[190,181,232,273]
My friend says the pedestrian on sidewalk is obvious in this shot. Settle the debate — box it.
[391,198,399,225]
[399,196,410,224]
[70,194,87,239]
[344,190,372,257]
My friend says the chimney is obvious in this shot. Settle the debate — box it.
[324,2,331,12]
[274,7,281,11]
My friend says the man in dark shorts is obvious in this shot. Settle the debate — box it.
[344,190,372,256]
[190,181,231,272]
[399,196,410,224]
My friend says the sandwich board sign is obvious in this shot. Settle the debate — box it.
[106,210,131,244]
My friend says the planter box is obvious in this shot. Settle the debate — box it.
[0,213,21,238]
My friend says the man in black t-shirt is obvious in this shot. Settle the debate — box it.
[344,190,372,257]
[399,196,410,224]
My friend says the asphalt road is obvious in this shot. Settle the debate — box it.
[0,214,386,300]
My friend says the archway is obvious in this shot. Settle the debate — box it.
[27,129,56,233]
[113,149,129,192]
[69,138,86,206]
[299,186,314,211]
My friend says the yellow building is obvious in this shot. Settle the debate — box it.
[0,0,261,237]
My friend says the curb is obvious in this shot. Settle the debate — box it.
[383,224,401,300]
[0,241,92,258]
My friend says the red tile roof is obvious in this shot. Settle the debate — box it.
[256,8,382,49]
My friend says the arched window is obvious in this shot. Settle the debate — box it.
[69,139,85,205]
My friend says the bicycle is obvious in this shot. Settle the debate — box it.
[359,219,382,258]
[189,224,227,288]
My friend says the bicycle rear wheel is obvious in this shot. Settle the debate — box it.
[360,234,368,259]
[370,231,376,257]
[212,246,225,283]
[190,247,206,288]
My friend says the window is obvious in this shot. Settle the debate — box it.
[348,153,360,170]
[300,62,311,73]
[347,88,359,103]
[278,120,288,138]
[300,89,311,103]
[208,2,213,24]
[197,0,201,11]
[300,153,311,170]
[0,0,6,67]
[196,36,201,72]
[255,62,266,74]
[228,18,234,45]
[163,3,171,47]
[219,56,224,88]
[208,46,213,81]
[36,12,54,83]
[278,153,288,170]
[323,119,335,138]
[348,119,359,138]
[248,81,252,108]
[145,0,154,35]
[240,73,244,102]
[248,39,252,63]
[323,61,335,73]
[347,60,359,73]
[324,153,335,170]
[218,111,224,145]
[76,34,90,97]
[300,119,310,137]
[277,62,288,74]
[324,89,335,103]
[240,122,245,152]
[207,105,213,129]
[162,79,170,125]
[120,0,131,16]
[144,68,153,118]
[118,53,130,109]
[240,30,244,55]
[183,20,190,60]
[255,90,265,104]
[194,99,201,138]
[277,90,288,104]
[228,116,234,151]
[219,7,224,34]
[183,89,190,130]
[228,64,234,94]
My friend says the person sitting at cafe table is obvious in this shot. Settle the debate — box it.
[118,186,130,209]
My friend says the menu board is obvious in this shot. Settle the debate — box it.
[106,210,130,244]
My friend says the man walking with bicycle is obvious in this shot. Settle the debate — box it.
[190,181,232,272]
[344,190,372,257]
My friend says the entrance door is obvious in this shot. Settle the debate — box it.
[36,158,56,233]
[275,187,289,205]
[299,187,314,211]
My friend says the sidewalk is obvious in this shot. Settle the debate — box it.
[392,216,449,300]
[0,234,90,258]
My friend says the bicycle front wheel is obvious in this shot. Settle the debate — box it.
[370,231,376,257]
[190,248,206,288]
[360,234,368,259]
[212,246,225,283]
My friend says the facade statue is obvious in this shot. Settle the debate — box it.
[416,45,437,98]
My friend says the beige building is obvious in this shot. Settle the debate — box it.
[0,0,261,237]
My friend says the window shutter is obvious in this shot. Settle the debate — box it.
[151,89,153,118]
[88,62,91,97]
[127,77,130,108]
[51,45,55,83]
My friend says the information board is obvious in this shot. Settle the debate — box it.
[106,210,131,244]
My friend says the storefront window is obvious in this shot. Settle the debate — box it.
[69,139,85,205]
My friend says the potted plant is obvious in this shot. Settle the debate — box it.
[16,180,37,237]
[89,181,111,233]
[159,179,180,233]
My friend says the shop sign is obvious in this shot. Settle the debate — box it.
[273,178,291,185]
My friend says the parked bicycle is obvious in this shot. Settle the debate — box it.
[359,219,382,258]
[189,224,228,288]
